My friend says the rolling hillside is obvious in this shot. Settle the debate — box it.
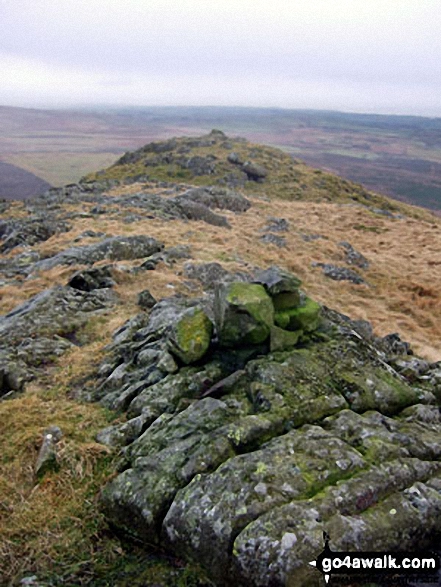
[0,131,440,586]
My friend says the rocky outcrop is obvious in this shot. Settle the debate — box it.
[0,216,70,253]
[29,235,163,273]
[95,266,441,587]
[0,286,117,397]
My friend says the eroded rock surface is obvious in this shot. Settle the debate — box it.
[95,267,441,587]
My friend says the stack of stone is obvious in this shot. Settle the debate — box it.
[214,266,321,353]
[154,266,321,369]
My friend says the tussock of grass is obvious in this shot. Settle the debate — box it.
[0,390,117,585]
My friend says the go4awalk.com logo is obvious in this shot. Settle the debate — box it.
[309,533,440,585]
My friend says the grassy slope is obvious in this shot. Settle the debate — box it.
[0,133,440,585]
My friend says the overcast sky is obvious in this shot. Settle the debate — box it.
[1,0,440,116]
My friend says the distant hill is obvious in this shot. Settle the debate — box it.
[0,160,51,199]
[1,104,441,212]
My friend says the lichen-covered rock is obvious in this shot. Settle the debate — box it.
[274,296,321,332]
[162,425,366,582]
[214,282,274,346]
[167,307,213,364]
[30,235,164,273]
[93,267,440,587]
[0,286,117,391]
[269,325,302,352]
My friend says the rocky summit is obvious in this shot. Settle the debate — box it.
[0,131,440,586]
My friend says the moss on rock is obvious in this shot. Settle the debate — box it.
[215,282,274,346]
[274,297,321,332]
[168,307,213,365]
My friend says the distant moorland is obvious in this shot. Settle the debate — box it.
[0,105,440,212]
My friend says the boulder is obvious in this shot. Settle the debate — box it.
[242,161,268,181]
[137,289,157,310]
[253,266,301,296]
[214,282,274,346]
[176,186,251,213]
[167,307,213,364]
[174,199,230,228]
[183,262,250,290]
[227,152,243,165]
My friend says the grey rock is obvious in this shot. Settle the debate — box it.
[183,262,250,290]
[313,262,366,284]
[263,217,289,232]
[0,286,117,386]
[338,241,370,269]
[259,233,287,248]
[227,152,242,165]
[242,161,268,181]
[157,351,179,374]
[174,199,231,228]
[182,155,217,176]
[176,186,251,213]
[93,267,441,587]
[137,289,157,310]
[30,235,164,273]
[0,216,70,253]
[253,266,301,296]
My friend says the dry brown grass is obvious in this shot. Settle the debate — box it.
[0,388,117,585]
[2,194,440,359]
[1,162,440,584]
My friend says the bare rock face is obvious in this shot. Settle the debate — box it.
[95,266,441,587]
